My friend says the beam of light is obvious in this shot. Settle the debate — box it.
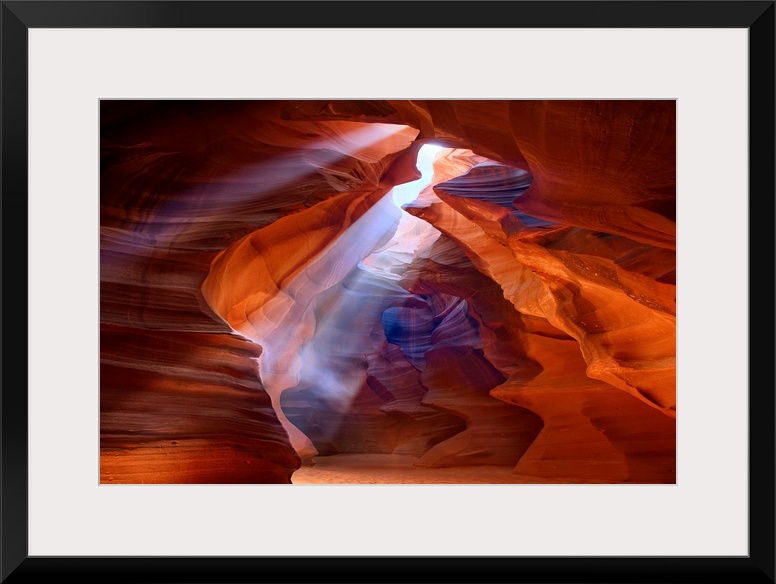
[104,122,416,247]
[251,191,404,393]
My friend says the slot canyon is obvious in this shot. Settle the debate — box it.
[100,99,676,484]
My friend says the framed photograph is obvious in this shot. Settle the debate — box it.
[3,1,773,582]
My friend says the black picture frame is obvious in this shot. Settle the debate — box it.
[2,2,773,583]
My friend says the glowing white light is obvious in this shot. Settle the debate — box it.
[391,143,444,207]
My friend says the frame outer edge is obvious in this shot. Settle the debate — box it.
[1,2,30,583]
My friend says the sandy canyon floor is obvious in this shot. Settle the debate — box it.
[290,453,617,484]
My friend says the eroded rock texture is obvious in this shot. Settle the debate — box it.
[101,99,675,483]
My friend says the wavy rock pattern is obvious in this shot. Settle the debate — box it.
[101,99,675,483]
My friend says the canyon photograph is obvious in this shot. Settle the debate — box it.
[100,99,676,484]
